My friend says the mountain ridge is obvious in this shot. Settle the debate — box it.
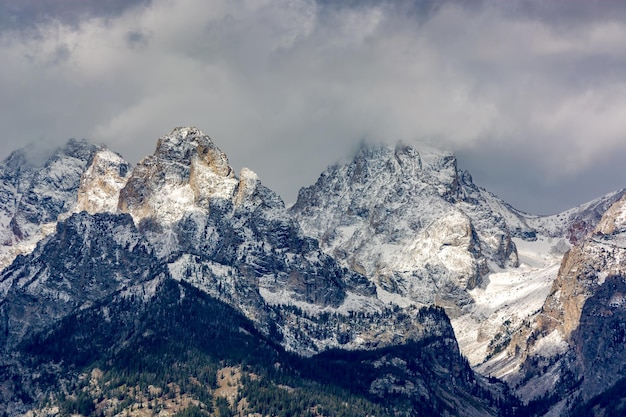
[0,127,624,416]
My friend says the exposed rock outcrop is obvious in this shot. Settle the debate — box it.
[75,149,131,214]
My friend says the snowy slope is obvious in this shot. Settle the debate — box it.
[0,129,463,358]
[452,236,563,366]
[460,193,626,417]
[2,130,625,401]
[480,187,626,242]
[452,189,626,369]
[114,128,449,356]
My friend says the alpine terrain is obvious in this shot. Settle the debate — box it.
[0,127,624,416]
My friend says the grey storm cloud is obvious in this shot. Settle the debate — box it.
[0,0,152,30]
[0,0,625,214]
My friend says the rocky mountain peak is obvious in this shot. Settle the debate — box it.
[345,142,459,191]
[291,141,517,315]
[234,167,261,207]
[545,195,626,338]
[118,127,238,224]
[0,138,101,270]
[0,211,162,351]
[494,193,626,408]
[4,129,626,416]
[154,126,233,178]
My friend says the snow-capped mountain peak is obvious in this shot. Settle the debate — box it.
[290,141,517,314]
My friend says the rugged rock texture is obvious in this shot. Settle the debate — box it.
[0,128,456,360]
[495,194,626,414]
[2,277,511,417]
[458,189,626,372]
[0,130,516,416]
[291,143,517,315]
[0,211,163,351]
[119,127,237,224]
[117,128,376,329]
[75,149,131,214]
[285,139,626,415]
[534,195,626,344]
[1,128,625,416]
[0,139,100,270]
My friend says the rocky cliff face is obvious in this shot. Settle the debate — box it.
[75,149,131,214]
[116,128,376,329]
[0,139,101,270]
[536,194,626,343]
[118,127,237,224]
[290,143,518,315]
[287,139,626,414]
[0,128,461,358]
[491,193,626,414]
[484,188,626,243]
[0,128,458,359]
[454,188,626,373]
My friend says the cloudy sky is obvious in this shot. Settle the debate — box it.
[1,0,625,214]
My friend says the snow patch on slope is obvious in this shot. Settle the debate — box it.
[259,286,385,316]
[531,330,568,358]
[452,237,563,366]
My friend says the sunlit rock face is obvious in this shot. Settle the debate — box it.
[504,194,626,411]
[536,194,626,343]
[118,126,239,225]
[0,128,456,362]
[75,149,131,215]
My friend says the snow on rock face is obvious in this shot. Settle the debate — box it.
[109,128,388,353]
[536,196,626,342]
[113,129,438,354]
[119,127,238,224]
[455,236,562,369]
[412,210,482,289]
[291,142,514,313]
[234,167,260,207]
[449,191,626,374]
[484,187,626,243]
[0,139,100,271]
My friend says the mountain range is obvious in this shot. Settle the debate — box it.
[0,127,624,416]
